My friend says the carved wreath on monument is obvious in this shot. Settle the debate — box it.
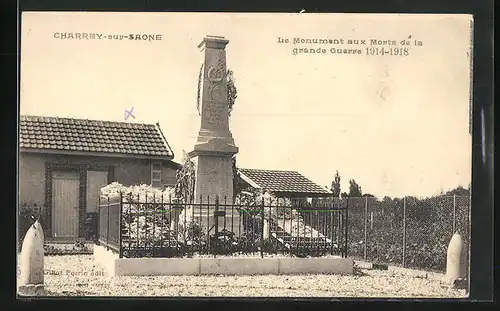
[196,50,237,116]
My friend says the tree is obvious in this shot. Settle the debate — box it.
[174,151,196,202]
[382,196,392,203]
[348,179,363,197]
[445,185,470,196]
[330,170,341,197]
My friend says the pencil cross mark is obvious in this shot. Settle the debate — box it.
[124,107,135,120]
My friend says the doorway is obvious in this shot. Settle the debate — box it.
[51,171,80,238]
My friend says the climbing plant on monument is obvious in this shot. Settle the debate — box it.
[227,69,237,116]
[196,65,238,116]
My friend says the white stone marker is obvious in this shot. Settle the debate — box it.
[445,231,466,284]
[18,220,45,296]
[263,218,269,241]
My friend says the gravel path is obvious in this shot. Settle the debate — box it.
[18,255,467,298]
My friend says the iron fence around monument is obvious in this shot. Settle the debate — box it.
[97,195,121,254]
[97,193,349,259]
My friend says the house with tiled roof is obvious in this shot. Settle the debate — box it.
[19,115,181,240]
[236,168,331,198]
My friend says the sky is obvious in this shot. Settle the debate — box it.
[20,12,473,198]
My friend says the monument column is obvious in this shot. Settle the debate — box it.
[188,35,240,237]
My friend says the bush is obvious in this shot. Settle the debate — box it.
[101,183,179,249]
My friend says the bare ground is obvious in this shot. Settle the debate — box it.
[18,255,468,298]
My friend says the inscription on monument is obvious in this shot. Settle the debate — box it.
[204,101,226,128]
[204,166,218,187]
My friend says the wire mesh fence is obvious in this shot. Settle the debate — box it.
[347,195,470,272]
[364,198,405,266]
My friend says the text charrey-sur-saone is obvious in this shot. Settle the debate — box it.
[53,32,162,41]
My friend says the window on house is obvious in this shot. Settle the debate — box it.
[151,162,162,188]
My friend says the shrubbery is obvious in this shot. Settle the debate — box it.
[100,183,274,256]
[101,182,180,249]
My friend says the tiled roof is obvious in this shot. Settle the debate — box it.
[19,115,174,158]
[238,168,330,195]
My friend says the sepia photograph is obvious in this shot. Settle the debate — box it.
[18,11,473,298]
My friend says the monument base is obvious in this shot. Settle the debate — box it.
[197,129,236,147]
[189,140,240,239]
[194,210,242,239]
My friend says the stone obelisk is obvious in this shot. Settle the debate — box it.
[189,35,240,237]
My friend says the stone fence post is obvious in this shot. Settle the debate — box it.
[18,219,45,296]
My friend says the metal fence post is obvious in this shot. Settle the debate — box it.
[453,194,456,234]
[119,192,123,258]
[344,197,349,258]
[331,196,337,255]
[402,196,406,268]
[214,196,219,258]
[106,196,110,251]
[152,193,156,257]
[97,196,100,244]
[364,196,368,261]
[260,197,264,258]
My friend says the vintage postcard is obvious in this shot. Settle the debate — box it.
[18,12,473,298]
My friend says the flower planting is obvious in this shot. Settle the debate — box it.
[100,183,180,252]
